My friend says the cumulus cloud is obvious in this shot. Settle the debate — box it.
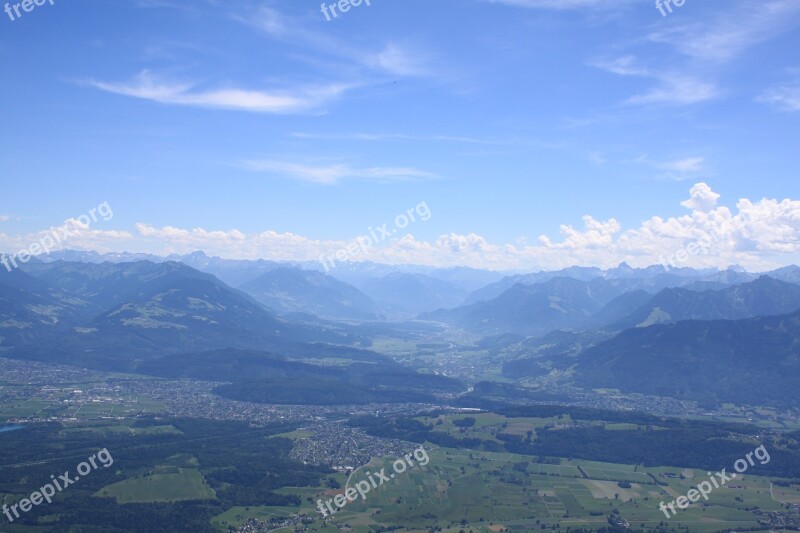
[680,182,720,212]
[538,216,621,250]
[0,218,133,257]
[4,184,800,272]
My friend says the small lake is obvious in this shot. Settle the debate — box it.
[0,424,25,433]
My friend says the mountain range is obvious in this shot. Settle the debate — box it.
[422,270,800,336]
[5,251,800,407]
[606,276,800,330]
[2,260,374,371]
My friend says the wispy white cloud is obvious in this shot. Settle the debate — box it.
[593,56,647,77]
[241,7,433,79]
[239,160,439,185]
[588,151,606,165]
[647,0,800,63]
[587,2,800,111]
[626,74,718,106]
[85,71,352,114]
[658,157,706,174]
[592,57,718,106]
[757,84,800,112]
[366,44,431,77]
[0,215,10,222]
[630,154,708,181]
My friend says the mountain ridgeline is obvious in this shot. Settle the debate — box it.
[239,267,383,320]
[0,259,466,404]
[607,275,800,329]
[422,270,800,336]
[481,275,800,406]
[575,309,800,406]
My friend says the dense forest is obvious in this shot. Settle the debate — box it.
[0,418,329,532]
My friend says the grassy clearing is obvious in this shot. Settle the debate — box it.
[96,466,216,504]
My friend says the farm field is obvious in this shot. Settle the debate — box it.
[221,446,798,532]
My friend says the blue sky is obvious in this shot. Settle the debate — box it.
[1,0,799,271]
